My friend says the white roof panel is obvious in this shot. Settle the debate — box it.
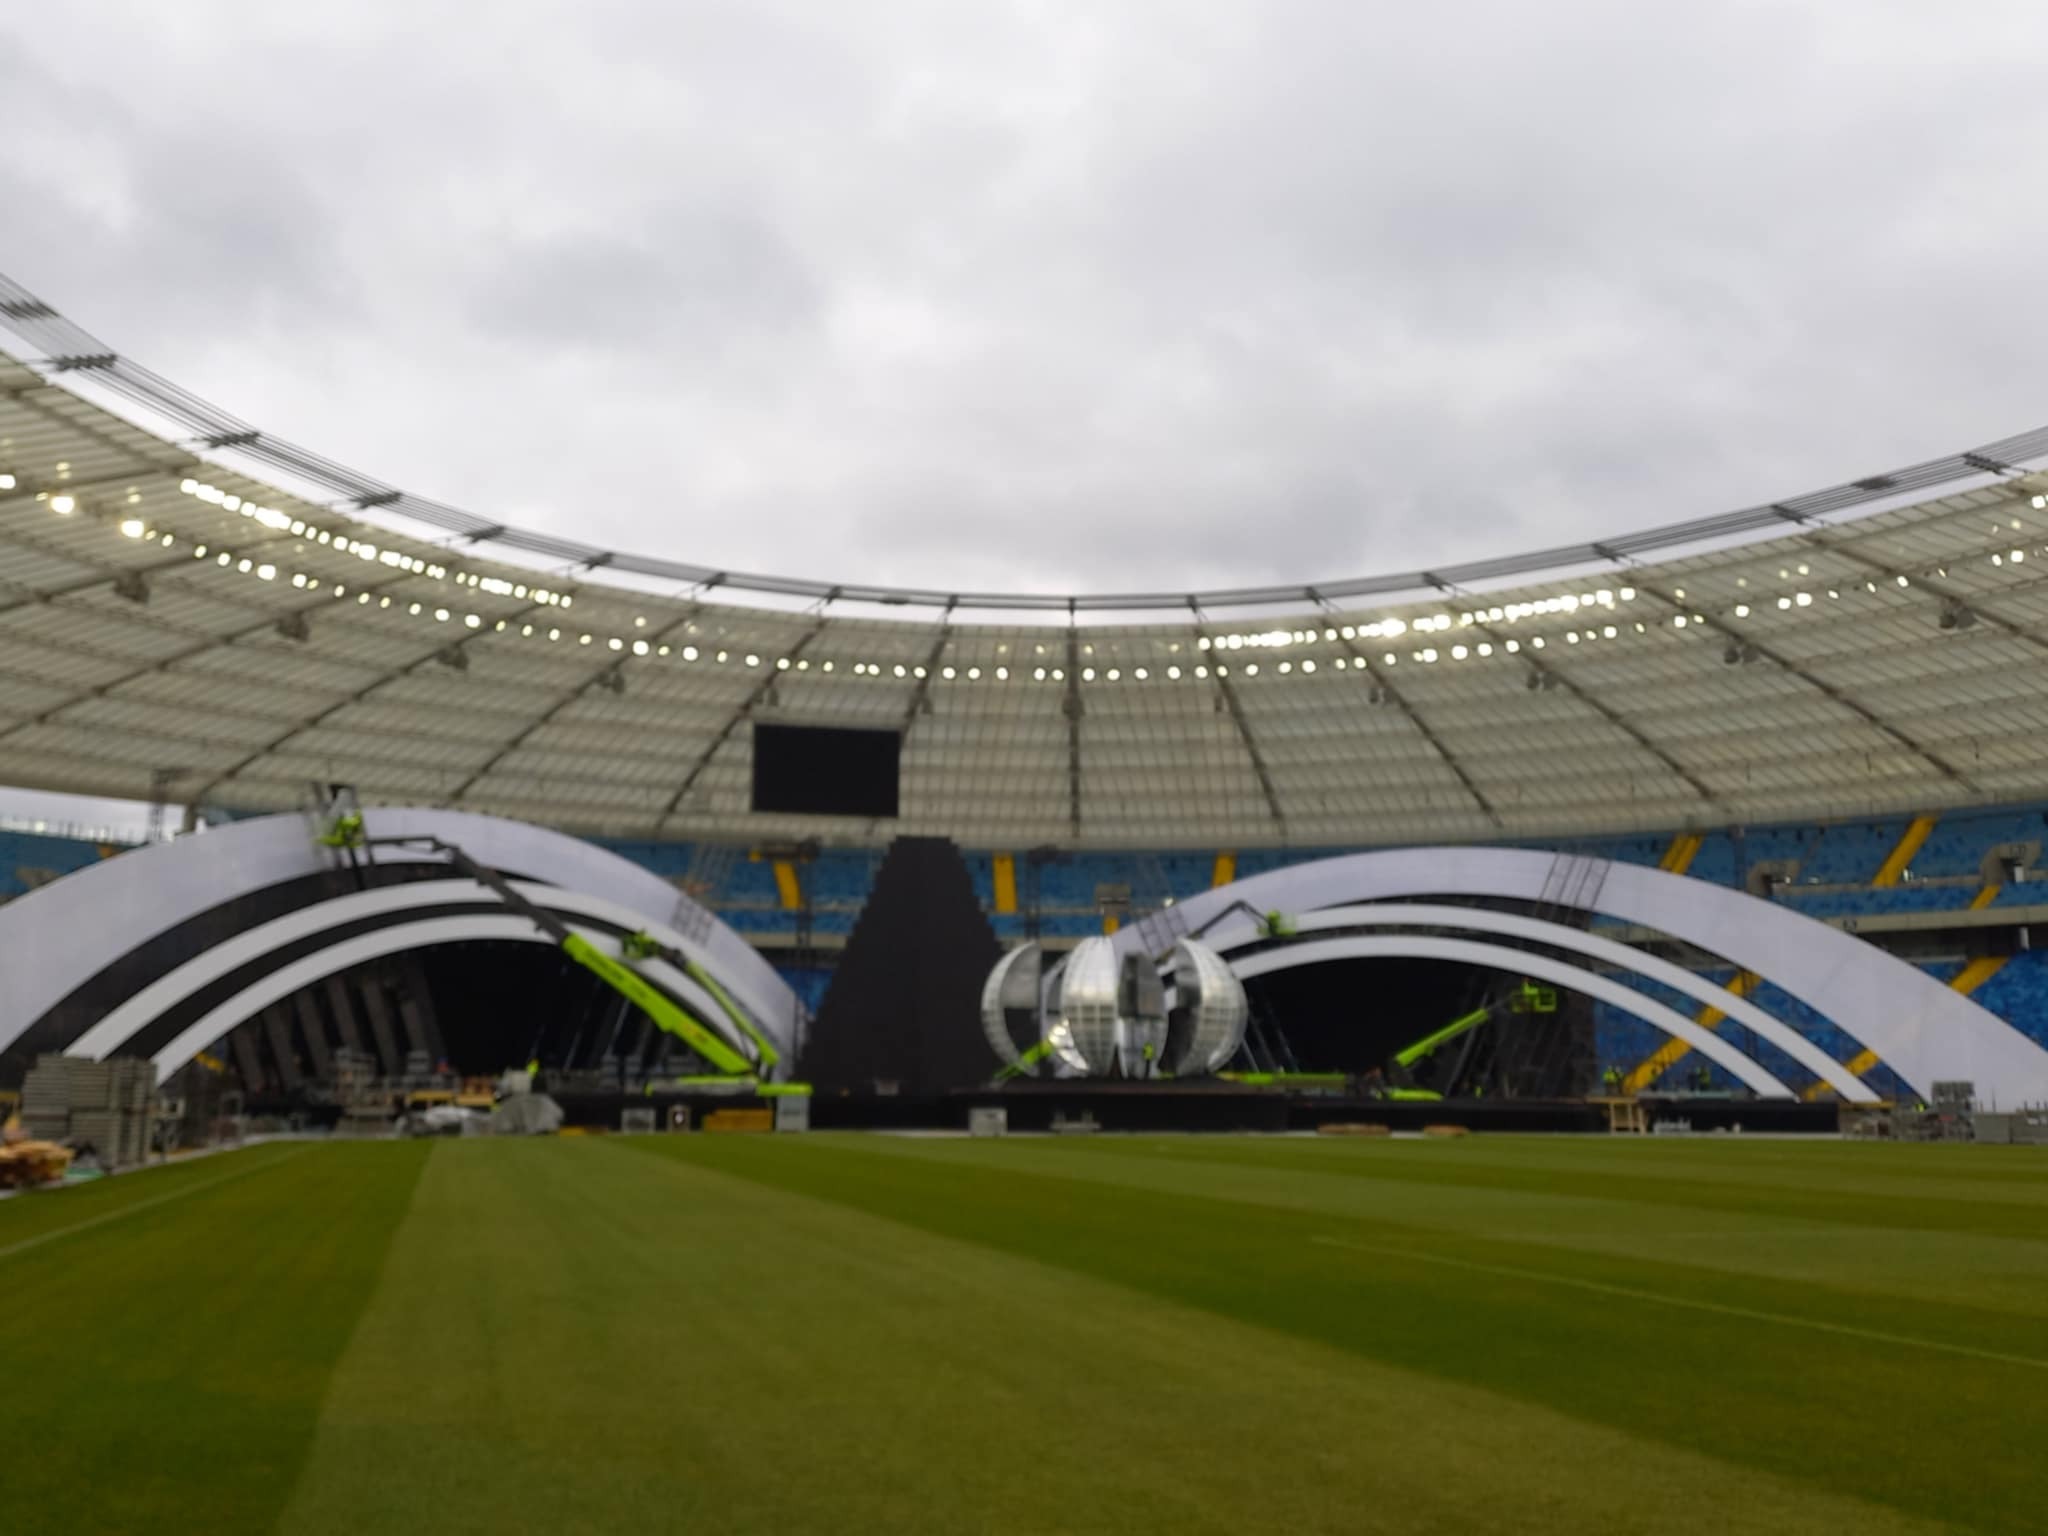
[5,331,2048,844]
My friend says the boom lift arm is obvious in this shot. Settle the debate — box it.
[339,827,755,1076]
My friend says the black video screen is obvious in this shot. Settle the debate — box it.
[751,723,901,818]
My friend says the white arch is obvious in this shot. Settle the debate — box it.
[0,808,799,1063]
[1205,903,1875,1101]
[64,878,762,1068]
[1225,935,1796,1097]
[145,915,703,1083]
[1121,847,2048,1103]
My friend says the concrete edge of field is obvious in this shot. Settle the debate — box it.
[0,1132,322,1202]
[0,1123,1865,1202]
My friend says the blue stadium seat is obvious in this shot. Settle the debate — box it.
[1960,951,2048,1052]
[0,829,121,900]
[773,964,835,1015]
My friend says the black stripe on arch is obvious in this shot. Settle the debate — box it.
[120,900,520,1060]
[116,899,684,1063]
[2,861,556,1082]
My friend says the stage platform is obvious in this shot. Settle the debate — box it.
[546,1082,1841,1136]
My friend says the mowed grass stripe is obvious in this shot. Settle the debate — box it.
[1129,1134,2048,1235]
[639,1135,2046,1534]
[282,1138,1951,1536]
[1308,1234,2048,1370]
[842,1132,2048,1351]
[1201,1135,2048,1197]
[843,1134,2048,1319]
[0,1141,427,1536]
[0,1143,313,1261]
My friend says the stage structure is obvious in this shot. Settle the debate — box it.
[802,837,999,1096]
[0,808,801,1088]
[1087,846,2048,1105]
[981,936,1247,1078]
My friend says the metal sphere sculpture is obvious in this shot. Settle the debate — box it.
[980,936,1247,1078]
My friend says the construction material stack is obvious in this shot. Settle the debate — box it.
[330,1048,394,1137]
[67,1060,121,1167]
[18,1054,157,1167]
[19,1057,71,1145]
[116,1057,156,1164]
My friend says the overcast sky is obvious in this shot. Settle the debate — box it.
[2,0,2044,599]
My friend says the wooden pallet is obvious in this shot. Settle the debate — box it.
[0,1139,74,1188]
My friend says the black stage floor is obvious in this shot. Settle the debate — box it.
[546,1082,1839,1136]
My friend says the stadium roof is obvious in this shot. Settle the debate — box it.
[5,277,2048,847]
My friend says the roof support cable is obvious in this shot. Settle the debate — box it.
[655,617,830,831]
[1311,593,1502,827]
[0,545,504,757]
[1064,612,1083,839]
[1804,541,2048,663]
[445,602,709,806]
[184,596,557,805]
[1630,578,1979,792]
[1189,601,1287,834]
[1421,576,1721,809]
[899,606,957,737]
[1489,613,1715,807]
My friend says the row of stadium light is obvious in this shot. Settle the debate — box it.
[25,470,2048,677]
[175,478,573,606]
[153,473,2045,656]
[70,524,2048,670]
[1154,594,1635,654]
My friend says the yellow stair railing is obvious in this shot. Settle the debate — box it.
[1871,815,1938,888]
[1658,832,1703,876]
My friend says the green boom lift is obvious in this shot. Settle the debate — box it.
[1392,1005,1492,1071]
[1389,981,1553,1094]
[333,822,757,1077]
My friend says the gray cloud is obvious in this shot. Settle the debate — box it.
[474,213,822,359]
[2,0,2044,598]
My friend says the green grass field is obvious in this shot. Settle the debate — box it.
[4,1134,2045,1534]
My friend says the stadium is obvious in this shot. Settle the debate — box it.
[4,257,2048,1536]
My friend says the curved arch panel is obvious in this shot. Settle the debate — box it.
[63,878,764,1069]
[1121,847,2048,1102]
[0,809,800,1065]
[1226,935,1796,1097]
[1208,903,1875,1101]
[145,915,677,1082]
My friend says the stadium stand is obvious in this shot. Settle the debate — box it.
[597,803,2048,949]
[774,964,835,1016]
[0,827,123,899]
[1968,950,2048,1044]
